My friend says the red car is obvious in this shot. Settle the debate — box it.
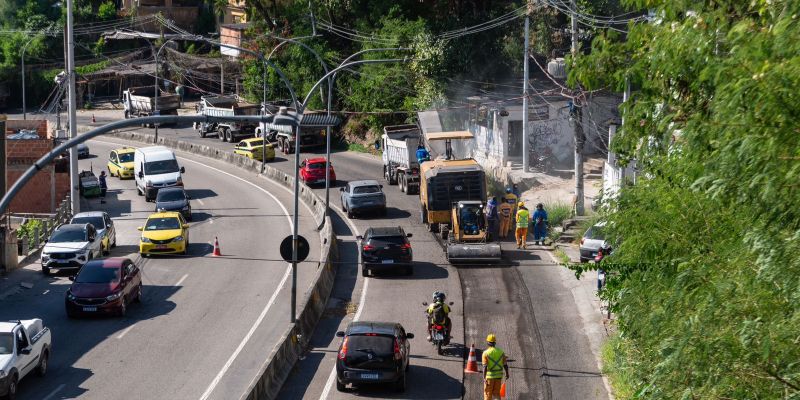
[300,157,336,186]
[65,258,143,317]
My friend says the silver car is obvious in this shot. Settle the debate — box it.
[340,180,387,218]
[579,222,607,263]
[70,211,116,254]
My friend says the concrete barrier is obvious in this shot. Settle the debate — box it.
[105,130,337,400]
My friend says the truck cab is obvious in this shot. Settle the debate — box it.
[0,319,52,398]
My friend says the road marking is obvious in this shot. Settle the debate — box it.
[175,273,189,286]
[42,290,49,295]
[116,324,136,339]
[41,383,65,400]
[196,198,205,206]
[319,212,363,400]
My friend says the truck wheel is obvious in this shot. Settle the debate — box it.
[421,206,428,224]
[218,127,225,141]
[124,110,129,119]
[37,350,48,377]
[225,129,232,142]
[399,175,407,193]
[198,124,206,138]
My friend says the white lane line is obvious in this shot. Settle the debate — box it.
[42,290,49,295]
[116,325,135,339]
[196,198,205,206]
[41,383,65,400]
[175,273,189,287]
[319,212,364,400]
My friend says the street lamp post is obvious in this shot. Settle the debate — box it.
[153,36,189,142]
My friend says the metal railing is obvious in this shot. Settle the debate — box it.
[11,197,72,257]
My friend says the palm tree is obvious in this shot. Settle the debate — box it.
[212,0,227,29]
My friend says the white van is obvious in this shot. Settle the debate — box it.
[134,146,185,201]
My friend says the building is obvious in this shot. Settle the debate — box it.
[220,23,251,58]
[119,0,202,32]
[223,0,248,24]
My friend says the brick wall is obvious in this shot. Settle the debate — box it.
[5,120,48,138]
[4,138,70,213]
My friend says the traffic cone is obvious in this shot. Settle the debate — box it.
[500,380,507,398]
[464,343,479,373]
[92,114,96,123]
[212,236,222,256]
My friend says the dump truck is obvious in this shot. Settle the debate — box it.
[255,105,326,154]
[418,130,501,263]
[381,124,421,194]
[122,86,180,123]
[194,96,260,142]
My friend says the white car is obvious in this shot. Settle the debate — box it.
[70,211,116,254]
[0,319,52,399]
[579,222,608,263]
[41,223,103,275]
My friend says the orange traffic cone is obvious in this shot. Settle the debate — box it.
[500,380,507,398]
[92,114,96,123]
[212,236,222,256]
[464,343,479,373]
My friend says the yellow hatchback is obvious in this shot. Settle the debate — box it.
[138,211,189,256]
[108,147,136,179]
[234,138,275,162]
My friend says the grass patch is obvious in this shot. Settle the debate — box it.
[544,201,573,228]
[347,143,370,153]
[601,333,636,399]
[554,247,570,264]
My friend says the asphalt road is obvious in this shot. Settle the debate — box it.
[10,108,609,399]
[0,139,320,400]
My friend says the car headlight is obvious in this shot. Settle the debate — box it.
[176,176,183,185]
[172,236,184,243]
[77,252,87,261]
[66,291,76,301]
[41,254,49,262]
[140,237,152,243]
[106,291,122,301]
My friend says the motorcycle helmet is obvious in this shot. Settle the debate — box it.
[432,291,441,302]
[505,187,512,193]
[435,292,446,302]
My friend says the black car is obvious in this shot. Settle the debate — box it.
[154,187,192,221]
[357,227,413,277]
[335,321,413,393]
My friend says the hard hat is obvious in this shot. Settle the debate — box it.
[486,333,497,343]
[518,201,525,208]
[505,188,512,193]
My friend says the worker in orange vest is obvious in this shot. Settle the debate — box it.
[498,200,513,239]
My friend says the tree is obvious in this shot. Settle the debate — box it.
[571,0,800,398]
[97,0,116,21]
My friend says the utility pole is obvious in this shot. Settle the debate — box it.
[571,0,585,216]
[66,0,80,214]
[522,11,530,173]
[619,77,630,183]
[220,59,225,95]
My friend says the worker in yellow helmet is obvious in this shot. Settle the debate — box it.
[482,333,509,400]
[515,201,531,249]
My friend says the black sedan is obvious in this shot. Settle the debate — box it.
[357,227,413,276]
[154,187,192,221]
[335,321,413,393]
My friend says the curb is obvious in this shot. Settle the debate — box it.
[103,129,337,400]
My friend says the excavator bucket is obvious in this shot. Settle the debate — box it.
[446,242,502,263]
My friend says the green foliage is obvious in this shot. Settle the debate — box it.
[93,37,106,56]
[97,0,116,21]
[573,0,800,398]
[16,219,43,245]
[543,201,572,228]
[75,60,109,75]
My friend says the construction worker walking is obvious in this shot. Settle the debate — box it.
[498,200,513,239]
[515,202,531,249]
[482,333,509,400]
[503,187,518,216]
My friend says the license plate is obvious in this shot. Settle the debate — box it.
[382,259,394,264]
[316,179,326,184]
[83,307,97,312]
[433,332,444,341]
[156,244,168,249]
[360,373,379,380]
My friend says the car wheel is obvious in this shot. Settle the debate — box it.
[118,298,127,317]
[361,267,369,277]
[37,350,48,377]
[336,378,346,392]
[347,210,354,219]
[395,372,406,393]
[341,202,346,212]
[136,185,143,196]
[134,284,143,303]
[42,266,50,276]
[7,374,17,400]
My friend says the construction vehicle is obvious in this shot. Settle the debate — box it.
[418,131,501,262]
[122,86,180,124]
[381,124,422,194]
[255,104,325,154]
[445,200,502,262]
[194,95,260,142]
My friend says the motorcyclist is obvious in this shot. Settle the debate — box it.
[426,291,452,344]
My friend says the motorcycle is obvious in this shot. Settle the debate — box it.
[594,244,612,263]
[422,301,453,355]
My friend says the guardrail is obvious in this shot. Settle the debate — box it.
[105,130,337,400]
[4,197,72,271]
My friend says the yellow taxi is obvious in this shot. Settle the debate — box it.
[234,138,275,162]
[107,147,136,179]
[138,211,189,256]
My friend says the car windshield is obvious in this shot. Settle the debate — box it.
[307,162,326,170]
[369,236,406,246]
[50,229,86,242]
[247,139,264,147]
[145,217,181,231]
[144,159,179,175]
[0,333,12,355]
[347,334,394,356]
[75,265,120,284]
[71,216,105,230]
[157,190,185,202]
[118,153,134,163]
[586,226,606,240]
[353,185,381,194]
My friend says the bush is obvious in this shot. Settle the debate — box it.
[543,201,572,228]
[97,1,117,21]
[16,219,43,246]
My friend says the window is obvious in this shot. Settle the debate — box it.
[16,329,28,351]
[110,152,117,162]
[118,152,134,163]
[144,159,179,175]
[0,333,12,355]
[145,217,181,231]
[50,228,87,243]
[353,185,381,194]
[75,265,120,284]
[307,162,326,170]
[72,216,105,230]
[237,141,246,148]
[157,190,186,202]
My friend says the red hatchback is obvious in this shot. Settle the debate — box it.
[300,157,336,186]
[65,258,143,318]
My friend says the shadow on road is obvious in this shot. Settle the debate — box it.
[341,364,461,399]
[370,261,448,280]
[185,188,218,200]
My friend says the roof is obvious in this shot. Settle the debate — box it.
[347,321,398,335]
[0,322,19,332]
[114,147,136,154]
[56,224,87,231]
[157,187,185,194]
[367,227,405,237]
[72,211,106,219]
[426,131,474,141]
[241,137,265,144]
[84,258,127,268]
[349,180,381,187]
[305,157,327,164]
[148,211,182,218]
[221,22,252,30]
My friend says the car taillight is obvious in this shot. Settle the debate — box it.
[338,337,349,360]
[401,243,411,250]
[394,338,401,360]
[363,244,374,251]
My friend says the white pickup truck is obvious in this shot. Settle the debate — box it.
[0,319,51,399]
